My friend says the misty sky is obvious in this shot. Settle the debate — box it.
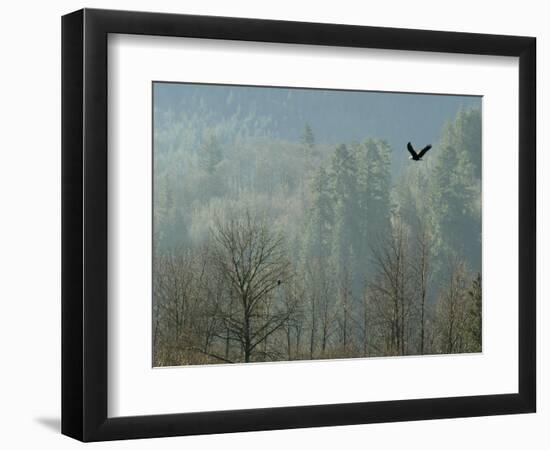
[154,82,481,173]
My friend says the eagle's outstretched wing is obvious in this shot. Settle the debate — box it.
[417,145,432,158]
[407,142,417,158]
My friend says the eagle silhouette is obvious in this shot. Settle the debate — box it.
[407,142,432,161]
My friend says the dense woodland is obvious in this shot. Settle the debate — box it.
[153,85,482,366]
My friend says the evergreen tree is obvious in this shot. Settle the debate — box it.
[330,145,359,274]
[301,123,317,174]
[301,123,315,150]
[356,139,392,276]
[428,108,482,275]
[198,133,222,174]
[304,165,334,259]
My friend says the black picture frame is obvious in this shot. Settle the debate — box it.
[61,8,536,442]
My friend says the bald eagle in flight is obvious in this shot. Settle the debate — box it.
[407,142,432,161]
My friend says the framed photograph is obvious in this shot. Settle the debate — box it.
[61,8,536,442]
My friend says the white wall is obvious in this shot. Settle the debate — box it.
[0,1,545,448]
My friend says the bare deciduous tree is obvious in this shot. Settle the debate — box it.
[369,217,412,356]
[435,258,469,354]
[412,218,433,354]
[210,212,293,362]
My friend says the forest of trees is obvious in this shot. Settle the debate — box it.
[153,85,482,366]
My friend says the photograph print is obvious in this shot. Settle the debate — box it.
[152,82,482,367]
